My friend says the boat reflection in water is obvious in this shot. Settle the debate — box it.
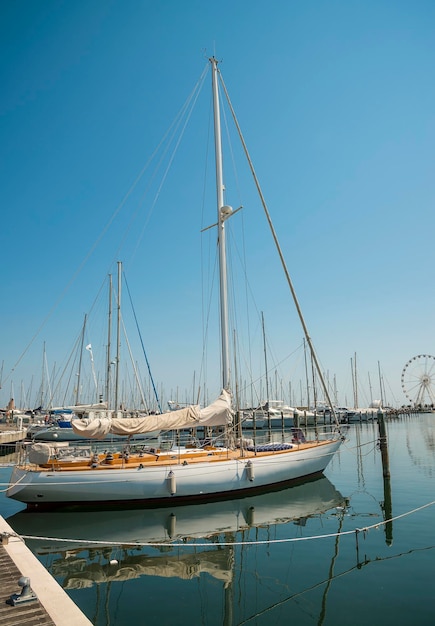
[7,476,345,591]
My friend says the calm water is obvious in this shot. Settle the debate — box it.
[1,415,434,626]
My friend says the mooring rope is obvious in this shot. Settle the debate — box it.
[0,473,27,493]
[4,499,434,549]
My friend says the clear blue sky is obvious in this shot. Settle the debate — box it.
[1,0,434,410]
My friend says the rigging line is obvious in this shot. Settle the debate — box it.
[219,89,255,401]
[219,82,252,395]
[261,317,306,388]
[224,217,308,398]
[199,66,214,404]
[11,498,435,548]
[341,437,380,456]
[47,274,107,407]
[123,272,162,413]
[218,70,340,430]
[220,80,244,207]
[126,62,210,269]
[119,315,148,411]
[45,329,84,408]
[236,341,305,403]
[199,240,219,400]
[239,204,253,406]
[100,63,207,271]
[3,66,209,388]
[5,270,106,388]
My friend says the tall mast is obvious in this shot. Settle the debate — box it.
[106,273,113,408]
[210,57,230,391]
[303,338,311,409]
[378,360,384,407]
[75,316,87,405]
[354,352,358,409]
[261,312,270,404]
[40,341,46,408]
[114,261,122,412]
[368,371,373,405]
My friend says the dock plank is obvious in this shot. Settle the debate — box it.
[0,517,92,625]
[0,543,56,625]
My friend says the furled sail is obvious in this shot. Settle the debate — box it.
[71,390,233,439]
[63,402,109,412]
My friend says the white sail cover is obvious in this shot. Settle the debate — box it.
[71,389,233,439]
[63,402,109,411]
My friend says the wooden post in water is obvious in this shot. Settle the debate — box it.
[294,412,299,428]
[378,410,393,546]
[378,411,390,478]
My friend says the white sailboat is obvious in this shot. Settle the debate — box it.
[7,476,345,553]
[7,57,343,509]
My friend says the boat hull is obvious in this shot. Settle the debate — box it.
[7,438,342,508]
[7,475,345,550]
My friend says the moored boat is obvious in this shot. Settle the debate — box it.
[7,57,343,509]
[7,475,345,549]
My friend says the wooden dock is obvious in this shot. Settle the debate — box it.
[0,516,92,626]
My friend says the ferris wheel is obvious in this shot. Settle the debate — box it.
[401,354,435,406]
